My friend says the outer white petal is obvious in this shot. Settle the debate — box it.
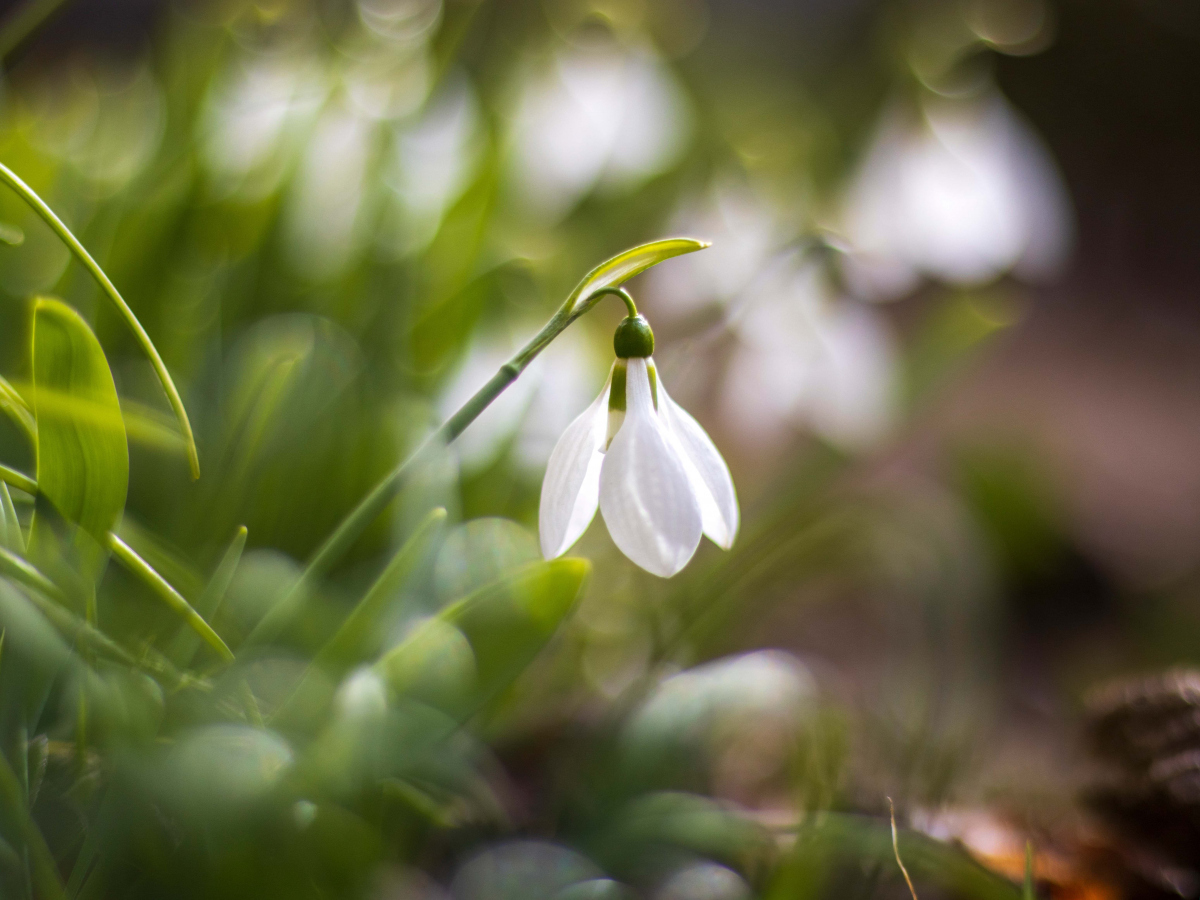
[657,378,739,549]
[599,358,702,577]
[539,369,611,559]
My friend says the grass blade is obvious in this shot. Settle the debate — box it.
[319,508,445,669]
[0,482,24,553]
[0,464,36,496]
[889,798,919,900]
[1023,841,1035,900]
[107,533,233,663]
[0,162,199,479]
[168,526,247,667]
[261,506,444,662]
[0,375,35,442]
[30,298,128,553]
[271,509,445,724]
[0,0,69,60]
[0,749,65,900]
[0,544,63,602]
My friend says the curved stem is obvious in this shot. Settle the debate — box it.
[0,162,200,480]
[587,286,638,318]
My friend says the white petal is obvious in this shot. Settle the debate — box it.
[657,378,739,549]
[539,369,611,559]
[599,358,702,576]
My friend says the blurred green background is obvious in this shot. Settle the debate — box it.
[1,0,1200,897]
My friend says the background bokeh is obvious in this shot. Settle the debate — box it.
[1,0,1199,897]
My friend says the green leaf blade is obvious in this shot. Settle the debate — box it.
[0,482,22,553]
[30,297,128,547]
[107,533,234,663]
[319,507,446,673]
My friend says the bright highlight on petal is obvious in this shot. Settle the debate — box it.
[599,358,702,577]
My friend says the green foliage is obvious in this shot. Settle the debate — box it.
[0,163,199,477]
[441,556,589,708]
[29,297,127,551]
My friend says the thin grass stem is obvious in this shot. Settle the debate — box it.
[107,533,233,661]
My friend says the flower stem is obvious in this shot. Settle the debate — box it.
[587,286,638,318]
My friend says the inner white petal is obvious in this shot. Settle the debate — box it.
[599,357,702,576]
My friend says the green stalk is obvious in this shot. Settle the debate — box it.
[168,526,247,668]
[0,375,35,443]
[0,464,36,496]
[0,163,200,479]
[243,238,708,647]
[0,482,22,553]
[107,534,233,662]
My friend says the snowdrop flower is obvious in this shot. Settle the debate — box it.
[647,183,898,451]
[841,91,1072,299]
[719,258,897,449]
[540,305,738,577]
[509,43,691,221]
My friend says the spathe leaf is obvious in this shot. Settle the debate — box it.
[565,238,711,317]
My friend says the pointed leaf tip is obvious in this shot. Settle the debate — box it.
[567,238,712,315]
